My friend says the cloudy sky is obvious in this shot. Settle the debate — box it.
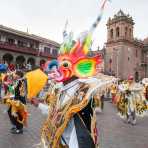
[0,0,148,50]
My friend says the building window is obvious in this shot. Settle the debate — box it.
[7,38,15,44]
[17,41,27,47]
[52,49,58,56]
[23,42,27,47]
[129,28,132,38]
[44,47,51,53]
[18,40,24,47]
[125,27,128,37]
[128,57,130,61]
[30,43,34,48]
[110,29,113,39]
[116,27,120,37]
[35,43,39,49]
[109,58,112,64]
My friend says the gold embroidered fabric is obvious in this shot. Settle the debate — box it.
[41,83,90,148]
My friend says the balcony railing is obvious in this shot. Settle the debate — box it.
[0,41,37,55]
[40,51,57,58]
[0,41,57,58]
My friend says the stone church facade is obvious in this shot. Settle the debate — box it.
[104,10,148,80]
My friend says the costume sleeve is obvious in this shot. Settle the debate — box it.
[130,83,143,92]
[38,103,49,115]
[118,84,125,92]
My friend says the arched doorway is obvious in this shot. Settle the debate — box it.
[3,53,13,64]
[16,56,26,69]
[27,58,35,69]
[116,27,120,37]
[135,71,139,82]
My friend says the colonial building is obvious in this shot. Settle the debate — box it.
[142,38,148,77]
[91,50,104,72]
[104,10,148,80]
[0,25,60,69]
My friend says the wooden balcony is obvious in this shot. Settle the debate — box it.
[40,52,57,58]
[0,41,37,55]
[0,41,57,58]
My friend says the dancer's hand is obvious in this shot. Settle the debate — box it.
[31,98,39,107]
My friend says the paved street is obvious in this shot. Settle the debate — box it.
[0,104,45,148]
[98,102,148,148]
[0,102,148,148]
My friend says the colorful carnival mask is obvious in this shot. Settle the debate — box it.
[53,30,102,82]
[46,0,109,82]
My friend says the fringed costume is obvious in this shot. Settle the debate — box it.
[110,83,117,104]
[117,78,147,125]
[29,0,112,147]
[1,71,28,134]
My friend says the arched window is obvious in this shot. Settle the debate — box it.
[16,56,25,64]
[3,53,13,64]
[16,56,26,69]
[125,27,128,37]
[27,58,35,66]
[135,71,139,82]
[129,28,132,38]
[110,29,113,39]
[116,27,120,37]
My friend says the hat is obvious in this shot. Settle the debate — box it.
[128,75,134,80]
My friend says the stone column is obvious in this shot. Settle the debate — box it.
[15,39,18,45]
[13,54,17,65]
[0,51,4,63]
[36,56,41,66]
